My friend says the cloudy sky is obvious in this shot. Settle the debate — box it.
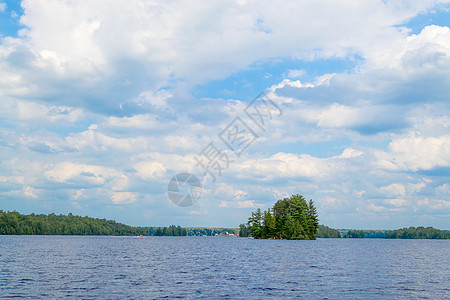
[0,0,449,229]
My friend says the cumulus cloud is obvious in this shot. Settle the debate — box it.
[379,183,406,196]
[273,25,450,136]
[286,69,305,79]
[375,135,450,171]
[112,192,137,204]
[0,0,446,115]
[1,0,450,228]
[44,162,113,187]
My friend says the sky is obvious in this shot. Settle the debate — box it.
[0,0,449,229]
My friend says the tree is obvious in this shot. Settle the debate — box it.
[344,230,365,238]
[239,223,249,237]
[316,225,342,238]
[263,209,277,238]
[0,211,151,236]
[306,199,319,240]
[246,195,319,240]
[248,208,263,238]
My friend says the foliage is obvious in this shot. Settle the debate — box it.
[239,223,249,237]
[147,226,239,236]
[183,227,238,236]
[364,230,386,238]
[148,225,187,236]
[343,229,366,238]
[0,210,148,236]
[385,226,450,239]
[316,225,342,238]
[246,194,319,240]
[0,211,243,237]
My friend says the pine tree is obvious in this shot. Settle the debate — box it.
[307,199,319,240]
[248,208,263,238]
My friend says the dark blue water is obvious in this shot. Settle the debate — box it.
[0,236,449,299]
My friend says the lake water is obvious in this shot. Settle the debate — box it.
[0,236,449,299]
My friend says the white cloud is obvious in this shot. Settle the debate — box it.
[133,161,166,180]
[65,127,153,152]
[379,183,406,196]
[271,79,314,91]
[375,135,450,171]
[417,198,450,209]
[237,152,331,179]
[2,0,444,114]
[218,200,256,208]
[23,186,38,198]
[408,181,427,193]
[1,1,450,228]
[112,192,137,204]
[135,90,171,109]
[335,147,364,159]
[286,69,305,78]
[384,198,407,207]
[437,183,450,194]
[303,103,361,128]
[0,2,6,12]
[320,196,340,207]
[215,183,248,201]
[44,162,120,187]
[16,101,84,123]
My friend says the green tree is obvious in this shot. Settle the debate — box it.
[248,208,263,238]
[239,223,249,237]
[247,195,319,240]
[316,225,342,238]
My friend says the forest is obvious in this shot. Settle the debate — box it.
[385,226,450,239]
[147,225,187,236]
[242,194,319,240]
[0,210,238,237]
[0,210,147,235]
[146,227,238,236]
[316,225,342,238]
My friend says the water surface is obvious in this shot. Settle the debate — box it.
[1,236,449,299]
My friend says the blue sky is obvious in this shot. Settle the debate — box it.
[0,0,449,229]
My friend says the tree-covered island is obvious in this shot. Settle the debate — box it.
[241,194,319,240]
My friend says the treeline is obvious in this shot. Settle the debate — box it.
[385,226,450,239]
[0,210,147,236]
[339,227,449,239]
[342,229,386,238]
[343,229,366,238]
[317,225,342,238]
[145,227,238,236]
[0,211,238,237]
[243,194,319,240]
[147,225,187,236]
[186,227,238,236]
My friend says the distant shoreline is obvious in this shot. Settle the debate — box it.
[1,211,449,239]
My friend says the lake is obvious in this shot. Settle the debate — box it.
[0,236,449,299]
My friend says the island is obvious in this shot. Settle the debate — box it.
[240,194,319,240]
